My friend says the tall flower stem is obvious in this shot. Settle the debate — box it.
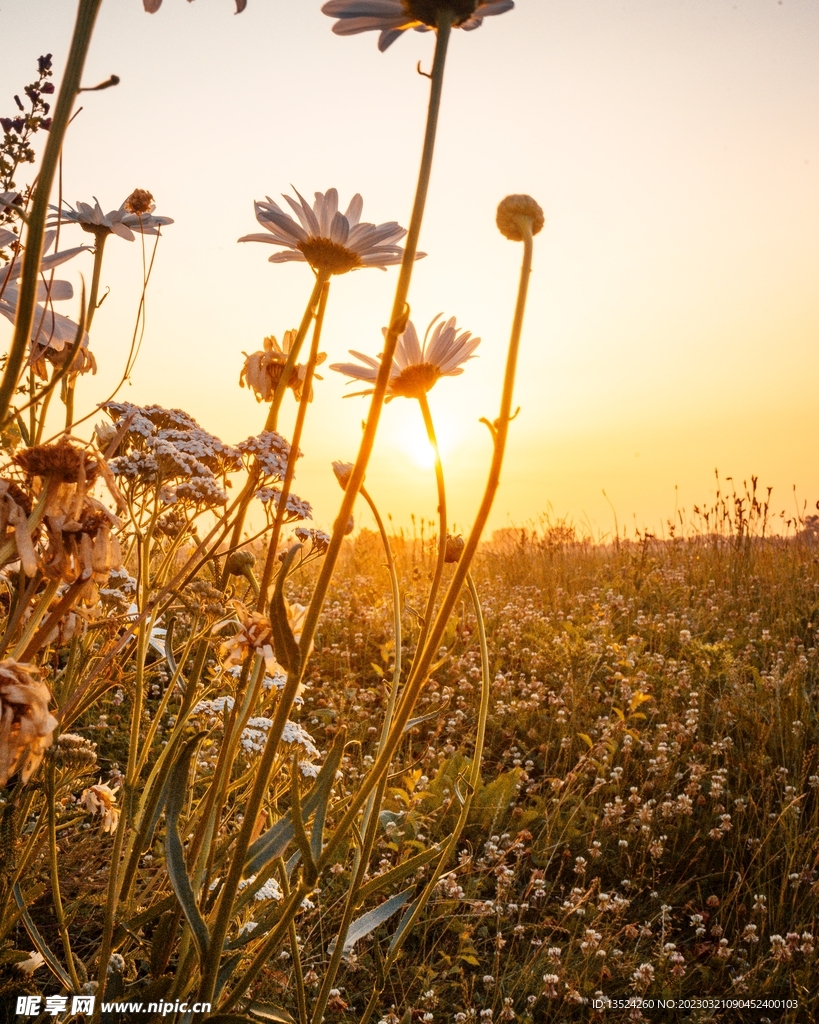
[0,0,103,423]
[199,16,453,1007]
[414,390,446,657]
[295,13,452,669]
[310,483,402,1024]
[255,279,330,610]
[317,219,536,873]
[358,569,491,1024]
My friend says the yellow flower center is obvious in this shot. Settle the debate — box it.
[390,362,440,398]
[403,0,479,27]
[297,237,363,275]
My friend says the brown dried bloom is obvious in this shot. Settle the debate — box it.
[218,605,276,672]
[0,660,58,786]
[80,780,120,833]
[496,194,544,241]
[123,189,154,216]
[444,533,465,563]
[14,438,99,485]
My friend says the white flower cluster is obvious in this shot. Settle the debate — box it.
[105,402,241,507]
[237,430,296,478]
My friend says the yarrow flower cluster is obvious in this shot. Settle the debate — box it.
[103,402,241,507]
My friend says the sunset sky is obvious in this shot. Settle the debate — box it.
[4,0,819,539]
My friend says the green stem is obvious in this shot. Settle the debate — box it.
[0,0,103,423]
[47,760,82,992]
[255,279,330,610]
[318,221,535,874]
[414,391,446,659]
[309,484,401,1024]
[222,273,327,587]
[198,18,453,1005]
[359,572,491,1023]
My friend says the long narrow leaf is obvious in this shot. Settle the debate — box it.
[244,730,345,876]
[357,843,443,904]
[164,732,210,963]
[328,887,414,956]
[12,883,73,990]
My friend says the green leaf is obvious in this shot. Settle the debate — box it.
[244,729,346,876]
[387,893,423,955]
[469,769,521,831]
[269,544,302,674]
[12,883,72,990]
[329,887,414,955]
[164,732,210,964]
[357,843,443,903]
[403,701,449,734]
[246,1004,296,1024]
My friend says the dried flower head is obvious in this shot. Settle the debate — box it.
[0,660,58,786]
[445,533,465,563]
[496,194,544,241]
[331,314,480,399]
[323,0,514,51]
[123,188,154,215]
[14,438,99,485]
[239,187,423,274]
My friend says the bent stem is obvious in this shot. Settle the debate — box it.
[317,221,535,873]
[414,390,446,657]
[0,0,103,423]
[199,15,453,1007]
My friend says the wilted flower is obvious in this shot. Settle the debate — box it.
[240,331,325,403]
[0,660,58,786]
[80,780,120,833]
[16,952,45,974]
[444,533,465,563]
[239,187,423,274]
[0,230,92,371]
[331,314,479,399]
[48,195,173,241]
[322,0,514,51]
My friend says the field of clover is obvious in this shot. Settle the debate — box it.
[1,3,817,1024]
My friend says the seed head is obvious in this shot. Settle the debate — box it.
[124,188,154,215]
[496,194,544,241]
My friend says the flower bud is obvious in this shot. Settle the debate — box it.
[226,550,256,576]
[124,189,154,215]
[332,461,356,490]
[496,194,544,241]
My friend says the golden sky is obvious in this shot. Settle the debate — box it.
[4,0,819,538]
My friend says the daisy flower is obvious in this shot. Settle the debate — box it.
[0,231,93,372]
[238,187,423,275]
[322,0,514,51]
[48,192,173,241]
[331,314,480,399]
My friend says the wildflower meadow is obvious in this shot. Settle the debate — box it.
[0,3,817,1024]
